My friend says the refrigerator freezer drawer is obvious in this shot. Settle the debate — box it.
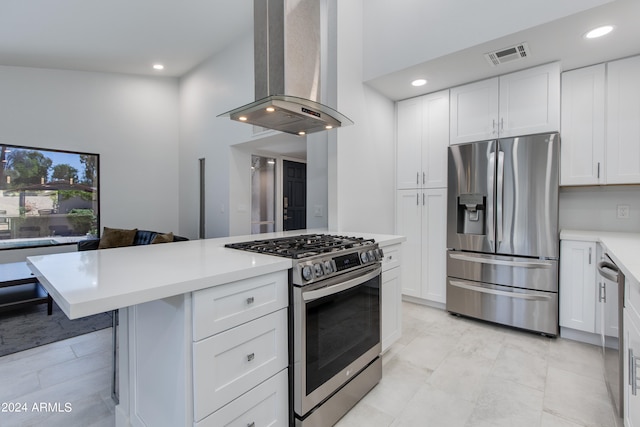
[446,278,558,336]
[447,251,558,292]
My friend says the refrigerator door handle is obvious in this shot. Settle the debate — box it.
[449,253,554,269]
[449,280,554,301]
[496,150,505,247]
[486,150,496,251]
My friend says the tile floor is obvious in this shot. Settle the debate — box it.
[0,302,620,427]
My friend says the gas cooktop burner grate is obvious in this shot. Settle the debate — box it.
[225,234,376,259]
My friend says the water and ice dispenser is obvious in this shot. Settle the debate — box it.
[456,193,486,235]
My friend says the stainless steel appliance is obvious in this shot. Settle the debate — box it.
[597,251,624,419]
[226,234,384,427]
[446,133,560,336]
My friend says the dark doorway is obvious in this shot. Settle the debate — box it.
[283,160,306,231]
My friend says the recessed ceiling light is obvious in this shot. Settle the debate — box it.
[298,131,306,136]
[266,107,275,112]
[239,116,248,121]
[325,125,333,130]
[153,64,165,70]
[411,79,427,87]
[584,25,614,39]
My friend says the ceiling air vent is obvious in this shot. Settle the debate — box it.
[484,43,530,67]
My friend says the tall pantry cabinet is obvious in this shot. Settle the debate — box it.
[396,90,449,305]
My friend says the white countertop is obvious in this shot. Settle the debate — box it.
[27,230,405,319]
[561,229,640,284]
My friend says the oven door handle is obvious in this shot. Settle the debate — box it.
[302,266,381,302]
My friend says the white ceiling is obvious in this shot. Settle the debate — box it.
[366,0,640,100]
[0,0,638,102]
[0,0,253,77]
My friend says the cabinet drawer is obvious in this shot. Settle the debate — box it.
[381,244,401,272]
[193,271,287,341]
[193,309,288,421]
[196,369,288,427]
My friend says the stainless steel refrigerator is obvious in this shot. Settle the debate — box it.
[446,133,559,336]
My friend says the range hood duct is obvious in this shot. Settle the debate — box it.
[219,0,353,135]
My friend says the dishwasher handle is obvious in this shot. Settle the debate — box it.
[597,260,619,283]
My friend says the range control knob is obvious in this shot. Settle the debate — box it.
[302,265,314,281]
[313,263,324,277]
[367,250,375,262]
[360,252,369,263]
[376,248,384,260]
[323,261,333,274]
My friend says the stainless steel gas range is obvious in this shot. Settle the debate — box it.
[226,234,384,427]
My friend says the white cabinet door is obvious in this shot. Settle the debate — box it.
[450,78,499,145]
[397,190,421,297]
[396,189,446,304]
[560,64,606,186]
[397,98,422,189]
[607,55,640,184]
[422,90,449,188]
[396,91,449,189]
[381,266,401,353]
[559,240,597,333]
[450,63,560,145]
[421,189,447,303]
[499,62,560,138]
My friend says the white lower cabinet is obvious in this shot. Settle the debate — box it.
[196,369,289,427]
[117,271,289,427]
[396,188,447,304]
[381,244,402,352]
[193,309,288,421]
[559,240,597,333]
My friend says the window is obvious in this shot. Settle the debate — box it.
[0,144,99,250]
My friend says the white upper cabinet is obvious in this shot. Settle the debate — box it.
[396,97,422,189]
[607,55,640,184]
[561,55,640,186]
[396,90,449,189]
[499,62,560,138]
[450,78,499,144]
[560,64,606,186]
[450,62,560,145]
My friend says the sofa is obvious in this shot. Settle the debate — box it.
[77,228,188,252]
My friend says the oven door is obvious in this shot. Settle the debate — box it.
[294,263,382,416]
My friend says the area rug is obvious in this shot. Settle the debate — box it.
[0,302,112,357]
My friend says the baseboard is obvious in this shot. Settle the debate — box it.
[401,295,446,310]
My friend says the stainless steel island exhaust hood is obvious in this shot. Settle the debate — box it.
[219,0,353,135]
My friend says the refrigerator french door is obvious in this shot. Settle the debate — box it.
[446,133,560,336]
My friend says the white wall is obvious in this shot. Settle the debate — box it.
[0,65,180,261]
[329,0,396,234]
[178,34,256,239]
[560,186,640,232]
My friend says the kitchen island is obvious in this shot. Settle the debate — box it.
[26,230,404,427]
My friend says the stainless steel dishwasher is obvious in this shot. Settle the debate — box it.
[597,249,625,419]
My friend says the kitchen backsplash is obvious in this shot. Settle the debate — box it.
[559,185,640,232]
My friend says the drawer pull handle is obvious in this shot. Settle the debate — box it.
[247,353,255,362]
[247,423,255,427]
[246,297,255,304]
